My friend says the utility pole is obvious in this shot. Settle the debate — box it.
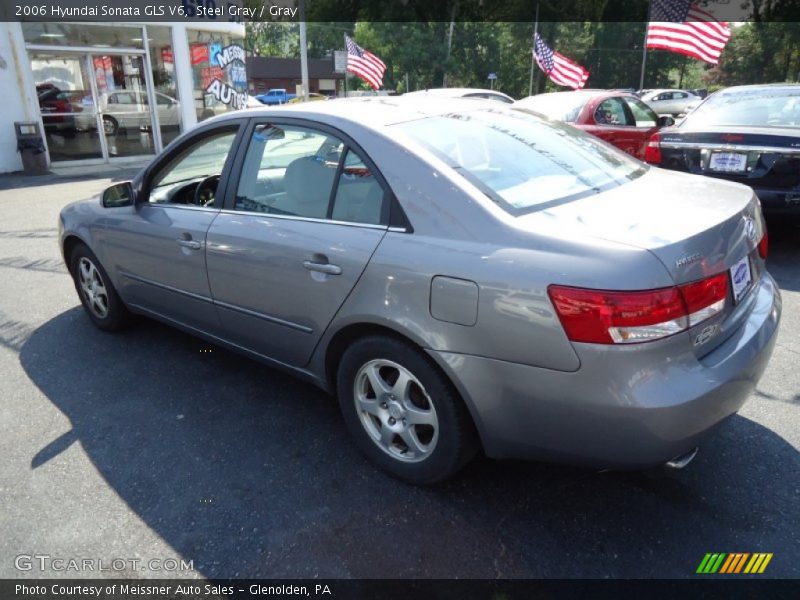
[298,0,310,101]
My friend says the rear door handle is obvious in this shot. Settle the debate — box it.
[303,260,342,275]
[177,239,203,250]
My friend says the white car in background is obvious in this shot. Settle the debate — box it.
[404,87,514,104]
[640,89,701,117]
[77,91,181,135]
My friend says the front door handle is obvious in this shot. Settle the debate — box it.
[303,260,342,275]
[177,238,203,250]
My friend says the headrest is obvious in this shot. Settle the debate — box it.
[284,156,336,206]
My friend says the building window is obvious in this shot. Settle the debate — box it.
[22,23,144,49]
[147,26,181,145]
[187,29,247,123]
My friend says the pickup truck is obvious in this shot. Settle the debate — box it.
[254,89,296,105]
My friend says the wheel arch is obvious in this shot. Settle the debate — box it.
[62,234,88,274]
[322,320,488,452]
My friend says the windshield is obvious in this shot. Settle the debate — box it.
[513,94,591,122]
[685,88,800,128]
[395,109,646,215]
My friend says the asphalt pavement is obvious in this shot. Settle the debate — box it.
[0,173,798,579]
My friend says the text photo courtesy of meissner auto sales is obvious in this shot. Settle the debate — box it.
[0,0,799,599]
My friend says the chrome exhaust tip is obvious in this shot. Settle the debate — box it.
[665,447,698,470]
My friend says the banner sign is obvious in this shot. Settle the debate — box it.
[334,50,347,74]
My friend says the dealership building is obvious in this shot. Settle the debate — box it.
[0,21,246,173]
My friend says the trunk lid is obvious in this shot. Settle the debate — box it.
[517,167,765,356]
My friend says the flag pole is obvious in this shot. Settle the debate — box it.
[639,0,651,90]
[528,2,540,97]
[343,33,348,98]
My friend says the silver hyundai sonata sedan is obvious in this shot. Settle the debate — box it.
[59,98,781,483]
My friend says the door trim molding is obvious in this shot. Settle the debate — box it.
[120,269,313,334]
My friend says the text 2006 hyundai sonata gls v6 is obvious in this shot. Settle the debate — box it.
[59,98,781,484]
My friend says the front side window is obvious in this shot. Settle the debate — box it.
[235,124,386,225]
[148,129,237,205]
[397,109,646,215]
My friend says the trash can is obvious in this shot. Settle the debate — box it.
[15,121,48,175]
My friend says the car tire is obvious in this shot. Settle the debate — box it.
[69,244,132,332]
[102,115,118,136]
[336,335,479,484]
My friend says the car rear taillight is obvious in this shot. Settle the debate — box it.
[680,273,728,326]
[758,231,768,259]
[644,132,662,165]
[548,273,729,345]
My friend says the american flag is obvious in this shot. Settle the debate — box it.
[345,35,386,90]
[534,34,589,90]
[646,0,732,65]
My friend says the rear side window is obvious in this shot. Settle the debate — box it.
[396,109,646,215]
[234,123,387,225]
[624,97,658,127]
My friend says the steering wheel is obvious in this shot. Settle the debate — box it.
[193,175,221,207]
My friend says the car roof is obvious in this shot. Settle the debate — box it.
[405,88,513,100]
[712,83,800,95]
[516,89,629,102]
[644,89,693,95]
[215,96,509,130]
[405,87,501,95]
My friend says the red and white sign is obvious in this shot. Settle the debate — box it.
[190,43,209,66]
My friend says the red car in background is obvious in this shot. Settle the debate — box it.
[515,90,674,160]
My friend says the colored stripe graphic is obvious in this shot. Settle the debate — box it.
[698,552,773,574]
[697,553,726,573]
[744,553,773,574]
[720,553,749,573]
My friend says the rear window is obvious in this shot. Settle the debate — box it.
[395,109,646,215]
[686,88,800,128]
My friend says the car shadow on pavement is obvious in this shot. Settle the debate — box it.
[765,219,800,292]
[19,308,800,579]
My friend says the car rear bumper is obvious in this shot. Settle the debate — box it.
[429,273,781,469]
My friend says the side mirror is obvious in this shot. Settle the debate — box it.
[657,115,675,127]
[102,181,135,208]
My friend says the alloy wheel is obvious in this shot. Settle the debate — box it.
[353,359,439,463]
[77,257,109,319]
